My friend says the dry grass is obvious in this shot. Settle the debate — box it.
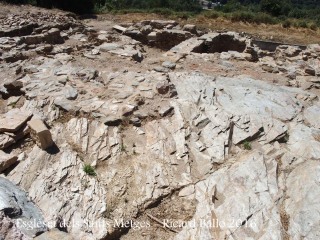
[98,12,320,45]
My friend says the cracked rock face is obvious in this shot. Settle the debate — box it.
[0,177,47,238]
[1,4,320,240]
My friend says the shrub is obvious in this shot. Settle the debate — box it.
[230,11,277,25]
[260,0,292,17]
[297,20,308,28]
[243,141,252,150]
[150,8,174,16]
[203,10,220,19]
[230,11,255,23]
[83,164,96,176]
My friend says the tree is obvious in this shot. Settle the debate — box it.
[260,0,292,16]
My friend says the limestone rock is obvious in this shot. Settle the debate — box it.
[162,61,176,69]
[182,24,197,34]
[0,151,18,173]
[175,151,280,240]
[27,119,54,150]
[304,104,320,129]
[0,109,32,133]
[64,85,78,100]
[0,177,47,237]
[0,212,28,240]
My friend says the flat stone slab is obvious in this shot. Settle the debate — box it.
[0,151,18,173]
[113,25,126,33]
[0,109,32,133]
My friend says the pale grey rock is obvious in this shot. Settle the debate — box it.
[0,177,47,237]
[64,85,78,100]
[170,37,204,54]
[98,43,120,52]
[304,105,320,128]
[0,109,32,133]
[162,61,176,69]
[149,20,178,29]
[54,97,79,113]
[0,151,18,173]
[175,151,281,240]
[153,66,169,73]
[285,160,320,240]
[287,123,320,160]
[113,25,126,33]
[0,212,29,240]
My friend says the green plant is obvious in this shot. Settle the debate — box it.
[260,0,292,17]
[203,10,220,19]
[8,102,16,108]
[297,20,308,28]
[120,143,127,153]
[83,164,96,176]
[243,141,252,150]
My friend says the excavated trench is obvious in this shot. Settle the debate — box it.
[192,34,247,53]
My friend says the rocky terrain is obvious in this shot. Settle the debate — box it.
[0,4,320,240]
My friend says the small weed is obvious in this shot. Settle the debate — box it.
[8,102,16,108]
[83,164,96,176]
[120,143,127,153]
[243,141,252,150]
[203,10,220,19]
[297,20,308,28]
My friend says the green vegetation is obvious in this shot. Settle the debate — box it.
[212,0,320,29]
[83,164,97,176]
[2,0,201,14]
[2,0,319,29]
[120,143,127,153]
[243,141,252,150]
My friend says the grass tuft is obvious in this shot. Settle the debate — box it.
[83,164,96,176]
[243,141,252,150]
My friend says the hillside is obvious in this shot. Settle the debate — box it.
[0,3,320,240]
